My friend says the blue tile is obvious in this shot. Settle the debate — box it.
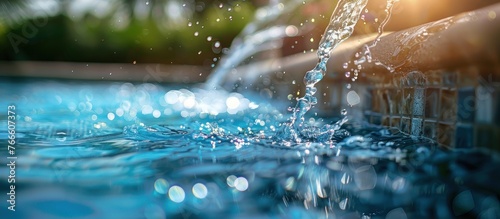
[440,89,457,122]
[457,87,475,123]
[411,118,423,135]
[423,122,436,139]
[425,88,440,118]
[455,125,474,148]
[413,88,424,116]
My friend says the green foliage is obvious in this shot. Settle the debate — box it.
[0,1,255,65]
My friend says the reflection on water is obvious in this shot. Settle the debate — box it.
[0,79,499,218]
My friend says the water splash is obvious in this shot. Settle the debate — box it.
[281,0,369,143]
[205,0,306,89]
[344,0,399,79]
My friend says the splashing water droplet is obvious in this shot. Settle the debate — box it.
[280,0,369,143]
[341,109,347,116]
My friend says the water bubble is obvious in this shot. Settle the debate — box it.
[339,198,348,210]
[207,36,212,41]
[453,190,475,216]
[214,41,221,48]
[227,175,237,187]
[218,3,223,8]
[192,183,208,199]
[285,25,299,37]
[226,96,240,109]
[346,84,351,89]
[55,132,67,142]
[234,177,249,191]
[183,97,196,109]
[194,32,199,36]
[353,165,377,190]
[386,208,407,219]
[154,178,169,194]
[107,112,115,120]
[341,109,347,116]
[345,72,351,78]
[116,108,124,117]
[347,90,360,106]
[165,91,180,104]
[168,186,185,203]
[153,110,161,118]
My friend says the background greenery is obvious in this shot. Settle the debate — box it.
[0,0,256,65]
[1,0,498,66]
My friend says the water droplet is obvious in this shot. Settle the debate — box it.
[226,175,237,187]
[154,178,169,194]
[168,186,185,203]
[234,177,249,191]
[192,183,208,199]
[347,90,360,106]
[341,109,347,116]
[107,113,115,121]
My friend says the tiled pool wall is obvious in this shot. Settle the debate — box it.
[315,66,500,150]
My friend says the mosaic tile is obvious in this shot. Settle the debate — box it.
[457,87,475,123]
[401,88,413,115]
[401,117,411,134]
[455,125,474,148]
[438,123,454,147]
[440,89,457,122]
[413,88,425,116]
[391,117,401,129]
[423,121,436,139]
[475,125,497,149]
[442,71,457,87]
[411,118,423,136]
[425,88,440,119]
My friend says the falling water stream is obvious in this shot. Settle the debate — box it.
[282,0,369,143]
[205,0,306,89]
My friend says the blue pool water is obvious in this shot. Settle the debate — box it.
[0,78,499,219]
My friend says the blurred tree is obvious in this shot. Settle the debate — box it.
[0,0,256,65]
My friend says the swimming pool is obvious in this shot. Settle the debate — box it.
[0,78,499,219]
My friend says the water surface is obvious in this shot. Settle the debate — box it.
[1,79,499,219]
